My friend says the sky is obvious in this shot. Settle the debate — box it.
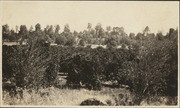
[1,1,179,34]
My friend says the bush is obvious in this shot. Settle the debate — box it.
[117,39,178,105]
[64,50,103,90]
[3,38,51,91]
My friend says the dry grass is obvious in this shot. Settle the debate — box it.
[2,87,120,106]
[2,87,177,106]
[140,96,178,106]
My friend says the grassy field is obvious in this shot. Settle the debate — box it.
[2,87,177,106]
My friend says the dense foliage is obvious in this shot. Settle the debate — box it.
[2,23,178,105]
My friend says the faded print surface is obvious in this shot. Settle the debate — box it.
[1,1,179,106]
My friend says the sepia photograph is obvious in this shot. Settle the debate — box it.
[0,1,179,107]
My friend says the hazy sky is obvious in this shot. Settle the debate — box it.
[2,1,179,34]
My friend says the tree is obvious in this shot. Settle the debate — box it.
[35,23,41,31]
[135,32,143,40]
[119,36,130,47]
[95,23,103,38]
[15,25,19,33]
[106,26,112,33]
[48,25,54,35]
[129,33,135,39]
[87,23,92,31]
[156,32,164,41]
[9,30,16,42]
[105,26,112,37]
[34,23,44,39]
[46,25,55,42]
[65,49,104,90]
[3,33,51,90]
[169,28,175,37]
[118,27,125,36]
[65,35,76,46]
[19,25,28,34]
[55,35,67,45]
[147,33,155,39]
[143,26,150,36]
[2,24,11,41]
[55,25,60,34]
[44,25,50,33]
[29,25,34,33]
[19,25,29,44]
[111,27,119,36]
[78,39,86,46]
[2,24,10,33]
[168,28,177,40]
[23,40,50,90]
[119,39,177,105]
[99,28,106,38]
[47,25,54,35]
[64,24,70,33]
[73,31,78,37]
[105,36,118,48]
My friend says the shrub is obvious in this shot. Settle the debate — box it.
[3,37,51,91]
[118,39,178,105]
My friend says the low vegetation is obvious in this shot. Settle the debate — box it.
[2,87,177,106]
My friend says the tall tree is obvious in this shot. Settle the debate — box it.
[95,23,102,38]
[44,25,50,34]
[73,31,78,37]
[15,25,19,33]
[87,23,92,31]
[2,24,10,41]
[19,25,29,44]
[48,25,54,35]
[143,26,150,36]
[33,23,47,44]
[55,25,60,34]
[64,24,70,33]
[35,23,41,32]
[29,25,34,33]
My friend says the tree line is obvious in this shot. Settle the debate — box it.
[2,23,178,47]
